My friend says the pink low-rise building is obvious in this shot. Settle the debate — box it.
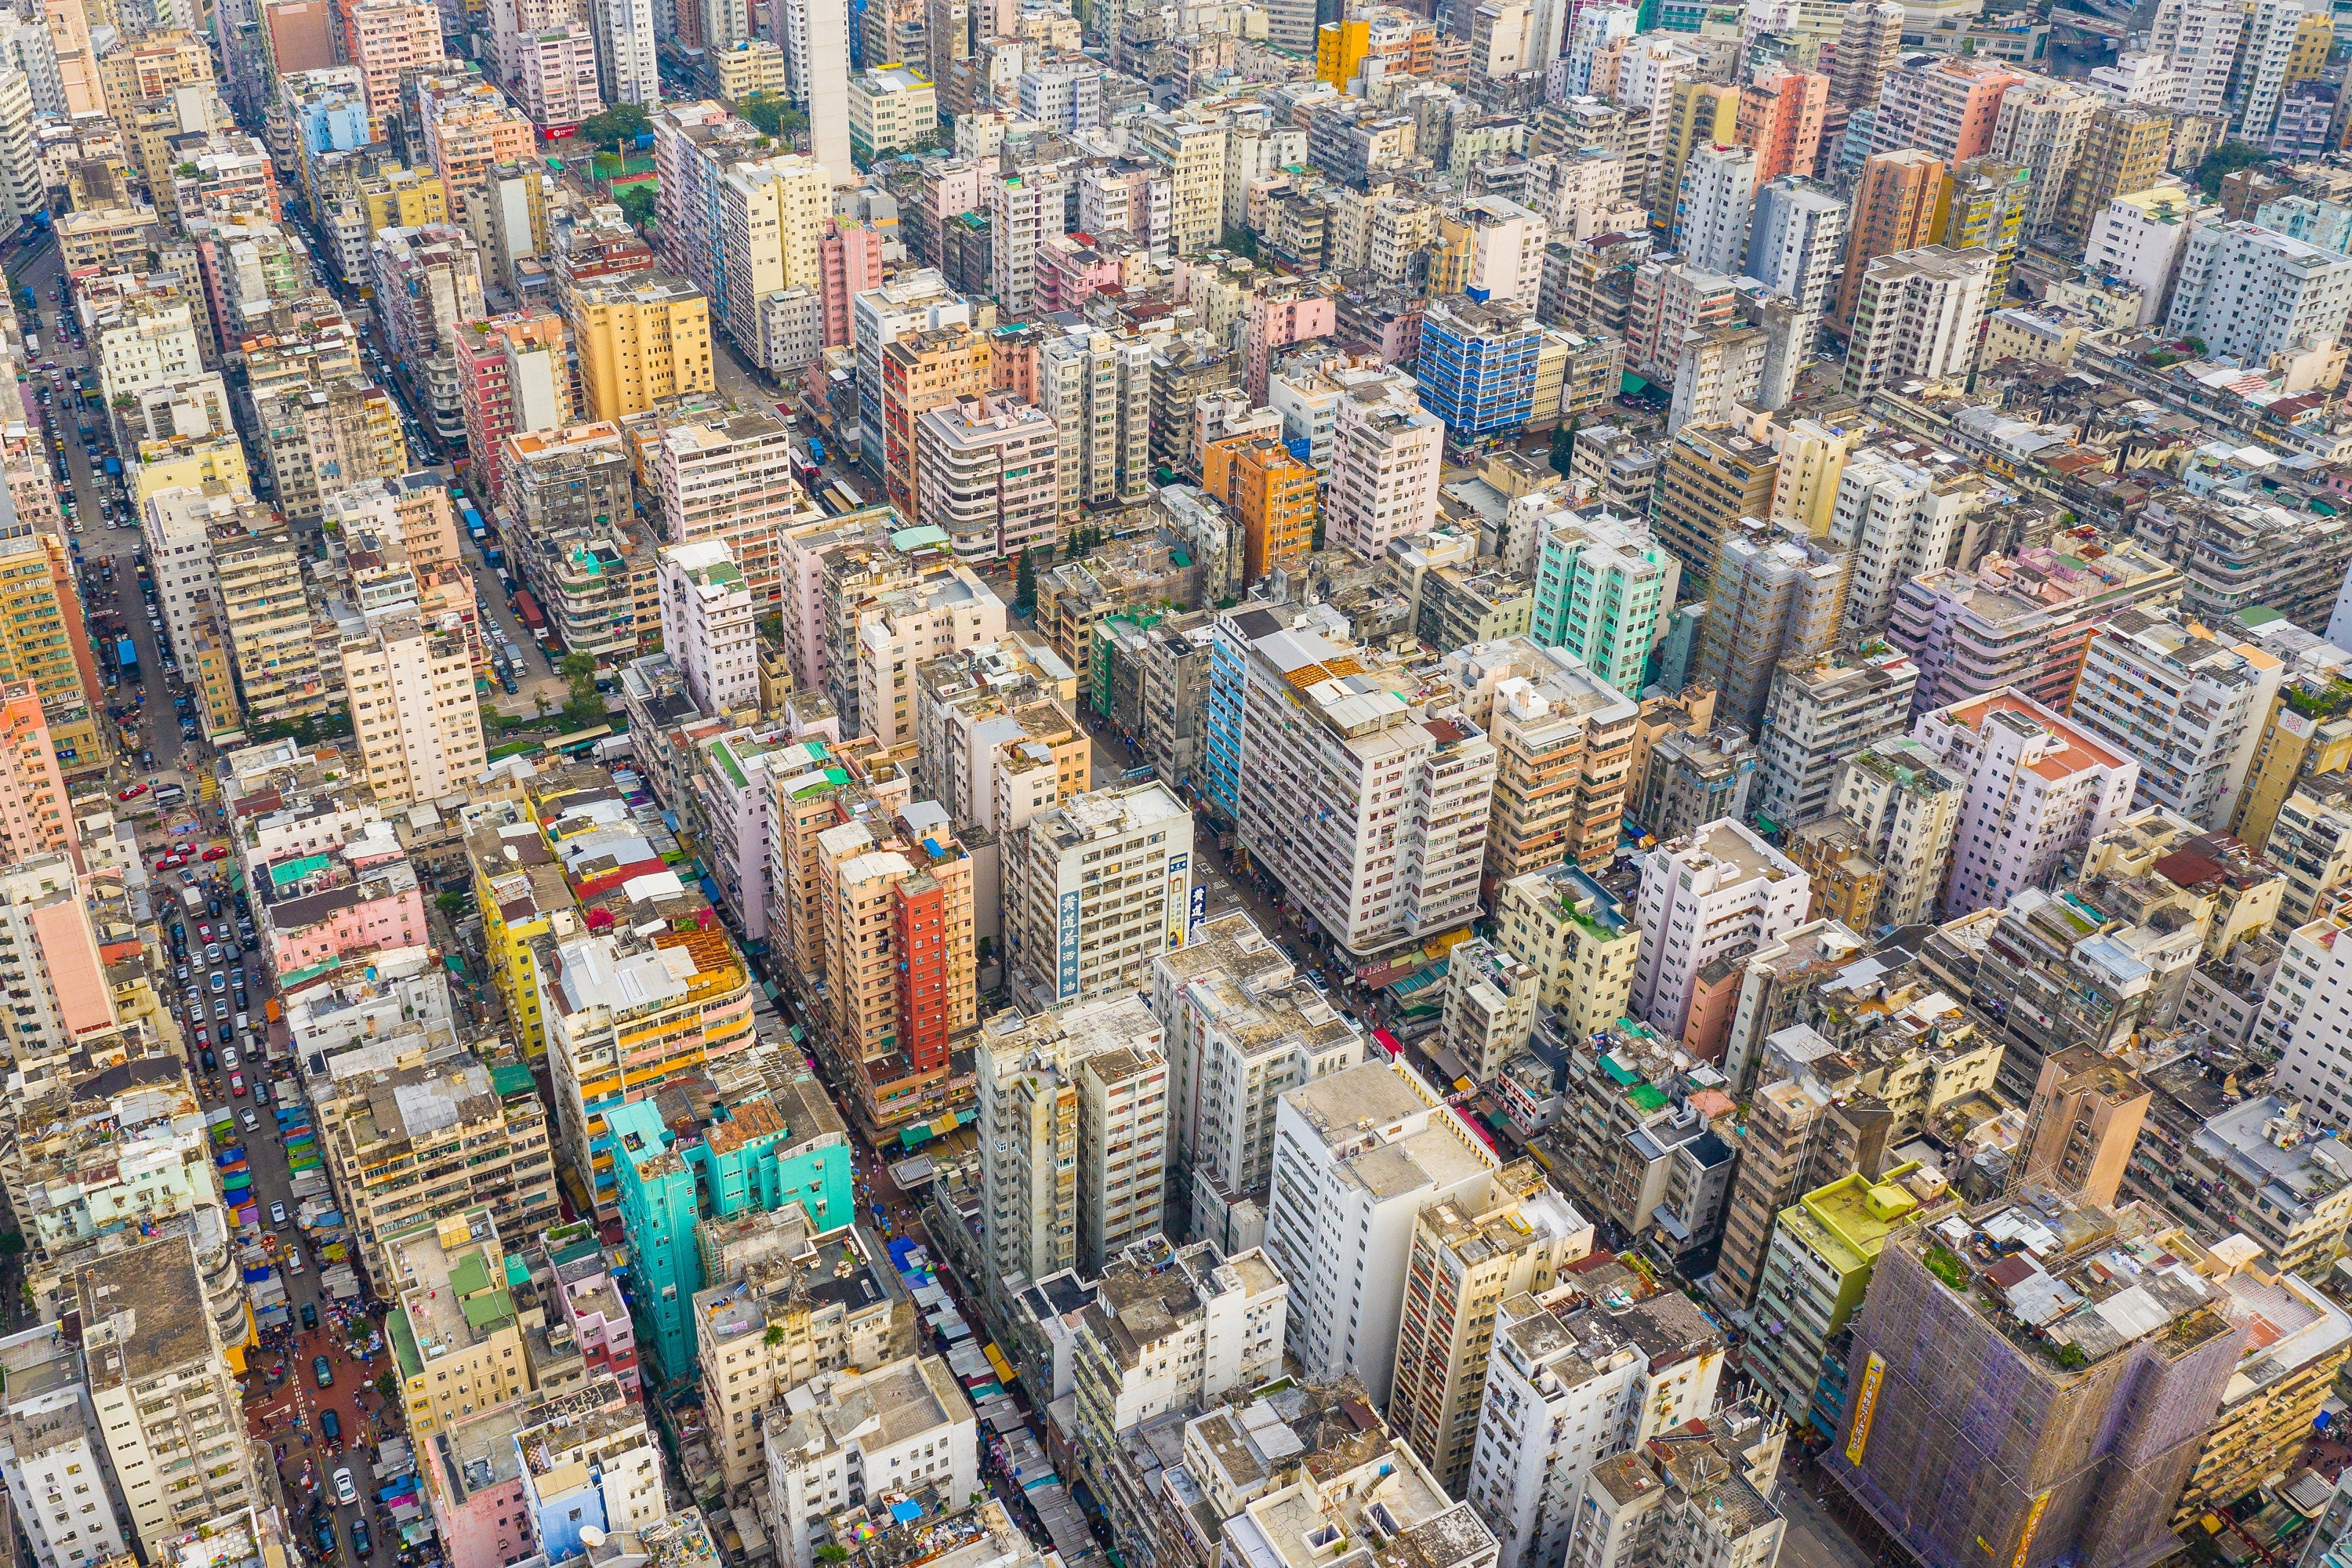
[1034,232,1136,314]
[423,1404,533,1568]
[1244,282,1336,402]
[260,848,430,978]
[554,1253,641,1395]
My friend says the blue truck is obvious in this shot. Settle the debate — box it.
[114,637,136,677]
[102,455,120,476]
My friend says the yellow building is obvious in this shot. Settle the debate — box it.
[568,274,714,422]
[0,535,107,779]
[1495,858,1640,1039]
[2230,678,2352,854]
[363,166,450,232]
[1316,19,1369,85]
[2172,1233,2352,1526]
[134,434,252,504]
[1203,434,1317,585]
[466,806,580,1060]
[713,38,790,100]
[1660,79,1741,216]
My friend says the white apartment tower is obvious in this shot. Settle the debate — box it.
[1826,446,1991,635]
[0,1325,134,1568]
[1466,1283,1729,1568]
[2065,608,2283,831]
[1674,142,1757,277]
[1003,779,1194,1009]
[1325,377,1445,560]
[1910,688,2140,916]
[1630,818,1812,1039]
[659,539,758,719]
[1842,245,1993,398]
[75,1236,258,1560]
[1743,176,1848,318]
[590,0,659,103]
[2147,0,2245,118]
[338,614,486,810]
[1152,912,1365,1252]
[2084,188,2196,327]
[2165,220,2352,366]
[1262,1059,1501,1405]
[1230,615,1497,963]
[778,0,849,172]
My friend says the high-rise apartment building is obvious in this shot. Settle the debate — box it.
[1221,610,1496,963]
[913,394,1061,563]
[1823,1193,2245,1568]
[1631,818,1811,1038]
[1468,1270,1730,1568]
[975,994,1169,1280]
[1748,1164,1936,1439]
[1388,1170,1591,1492]
[1657,80,1738,219]
[1263,1059,1501,1404]
[1828,0,1901,105]
[1911,688,2140,915]
[1870,55,2021,163]
[1651,421,1778,593]
[2067,608,2281,830]
[1744,175,1848,318]
[659,539,757,719]
[800,804,978,1131]
[1003,779,1192,1009]
[1739,65,1828,183]
[1827,445,1993,635]
[1842,245,1993,397]
[1754,646,1919,829]
[1443,636,1638,880]
[1151,912,1365,1248]
[1693,517,1849,736]
[0,685,72,868]
[1324,376,1444,559]
[2057,104,2172,244]
[339,613,485,808]
[2017,1044,2151,1209]
[1987,76,2099,235]
[1672,141,1756,274]
[454,312,570,496]
[2166,219,2352,365]
[1203,433,1316,586]
[77,1236,259,1557]
[1834,148,1943,328]
[713,154,829,372]
[212,505,328,725]
[1417,296,1542,445]
[1889,528,2181,715]
[878,321,993,517]
[568,273,713,420]
[344,0,444,136]
[652,407,813,607]
[1527,502,1679,695]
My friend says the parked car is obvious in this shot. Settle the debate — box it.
[220,1046,238,1070]
[227,1070,241,1094]
[241,1109,258,1131]
[320,1408,338,1443]
[210,970,227,993]
[311,1515,336,1560]
[301,1301,318,1330]
[117,783,146,799]
[350,1520,371,1559]
[312,1356,332,1390]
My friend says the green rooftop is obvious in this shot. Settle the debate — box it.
[1627,1083,1669,1112]
[387,1308,423,1379]
[448,1250,492,1298]
[489,1062,535,1098]
[461,1287,517,1332]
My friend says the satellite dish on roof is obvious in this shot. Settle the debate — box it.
[580,1530,607,1548]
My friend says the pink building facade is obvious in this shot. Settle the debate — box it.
[1244,289,1336,401]
[821,220,886,349]
[0,688,76,870]
[554,1254,642,1395]
[263,867,430,977]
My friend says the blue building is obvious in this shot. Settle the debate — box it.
[1416,296,1541,449]
[609,1067,855,1387]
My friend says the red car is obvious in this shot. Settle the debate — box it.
[157,852,187,869]
[229,1073,243,1095]
[117,783,147,800]
[201,846,227,861]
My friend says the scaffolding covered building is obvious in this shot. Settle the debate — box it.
[1821,1190,2247,1568]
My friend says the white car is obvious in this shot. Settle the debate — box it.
[220,1046,238,1070]
[240,1109,258,1131]
[333,1468,357,1506]
[268,1200,286,1225]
